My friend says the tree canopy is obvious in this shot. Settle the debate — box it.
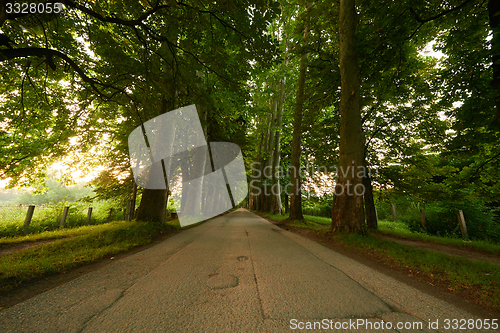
[1,0,499,234]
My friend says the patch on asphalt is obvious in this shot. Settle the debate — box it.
[207,274,239,290]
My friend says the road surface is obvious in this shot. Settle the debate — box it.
[0,209,495,332]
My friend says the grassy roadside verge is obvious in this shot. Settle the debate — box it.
[0,219,179,293]
[0,209,240,295]
[254,211,500,312]
[376,220,500,255]
[256,211,500,255]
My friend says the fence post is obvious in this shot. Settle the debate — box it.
[23,205,35,235]
[420,208,426,229]
[457,210,468,240]
[60,206,69,228]
[86,207,93,225]
[391,203,397,222]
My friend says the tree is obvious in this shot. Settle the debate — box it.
[272,68,286,215]
[331,0,366,232]
[1,1,280,223]
[289,1,312,221]
[489,0,500,130]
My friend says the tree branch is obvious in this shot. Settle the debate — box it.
[410,0,475,23]
[61,0,172,27]
[406,0,476,40]
[175,1,248,39]
[139,25,240,84]
[0,47,108,95]
[468,150,500,181]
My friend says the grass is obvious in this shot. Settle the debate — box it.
[0,220,175,293]
[303,215,331,226]
[0,224,120,245]
[335,232,500,311]
[0,208,234,294]
[253,210,289,221]
[0,202,124,238]
[286,214,500,255]
[377,219,500,255]
[258,211,500,312]
[377,219,411,233]
[250,211,329,232]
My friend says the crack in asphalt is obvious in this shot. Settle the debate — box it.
[245,226,267,321]
[77,289,126,333]
[78,223,218,332]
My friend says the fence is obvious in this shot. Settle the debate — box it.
[16,202,474,239]
[382,203,469,240]
[300,202,471,240]
[16,200,179,235]
[19,204,132,236]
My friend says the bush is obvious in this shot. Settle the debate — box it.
[303,203,331,218]
[376,198,421,222]
[375,202,395,221]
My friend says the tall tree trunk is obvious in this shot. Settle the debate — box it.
[131,182,138,219]
[135,96,172,223]
[135,187,168,222]
[264,98,278,212]
[289,2,310,221]
[249,129,264,210]
[259,112,273,211]
[489,0,500,131]
[272,88,284,215]
[284,192,289,214]
[331,0,366,232]
[272,28,289,215]
[363,163,377,230]
[135,26,180,223]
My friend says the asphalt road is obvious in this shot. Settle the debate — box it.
[0,209,495,332]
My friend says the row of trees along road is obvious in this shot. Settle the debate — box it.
[247,0,500,232]
[1,0,499,233]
